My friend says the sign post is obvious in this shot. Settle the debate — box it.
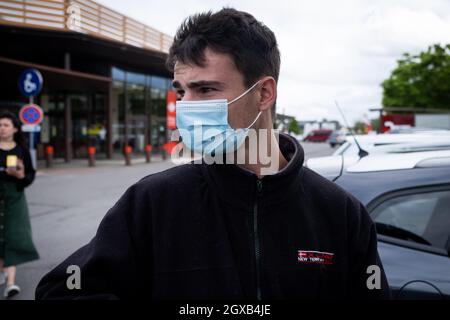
[18,68,44,169]
[165,90,177,159]
[166,90,177,130]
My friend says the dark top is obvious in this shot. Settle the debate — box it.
[0,144,36,191]
[35,133,390,300]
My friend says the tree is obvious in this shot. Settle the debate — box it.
[381,44,450,110]
[353,121,366,134]
[288,118,300,135]
[370,118,380,133]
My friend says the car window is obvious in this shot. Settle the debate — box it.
[372,190,450,250]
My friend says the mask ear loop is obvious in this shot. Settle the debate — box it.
[228,79,263,130]
[246,111,262,129]
[228,80,262,105]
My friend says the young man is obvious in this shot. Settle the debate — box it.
[36,8,390,300]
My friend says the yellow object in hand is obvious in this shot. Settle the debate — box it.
[6,155,18,168]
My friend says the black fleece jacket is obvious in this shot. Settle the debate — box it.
[35,133,390,300]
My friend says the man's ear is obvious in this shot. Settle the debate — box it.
[258,76,277,113]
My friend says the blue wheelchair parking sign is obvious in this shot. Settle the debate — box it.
[18,68,43,97]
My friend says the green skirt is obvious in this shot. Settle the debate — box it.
[0,180,39,267]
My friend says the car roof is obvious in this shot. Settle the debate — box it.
[347,149,450,172]
[387,127,450,134]
[367,140,450,154]
[307,140,450,179]
[333,133,450,156]
[345,132,450,145]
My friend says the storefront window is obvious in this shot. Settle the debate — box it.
[71,94,89,157]
[110,67,171,154]
[112,80,125,152]
[112,67,126,81]
[126,72,146,86]
[127,78,146,152]
[44,94,65,158]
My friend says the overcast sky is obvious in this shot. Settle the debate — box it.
[97,0,450,125]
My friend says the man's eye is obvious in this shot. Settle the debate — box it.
[176,90,185,98]
[200,87,215,93]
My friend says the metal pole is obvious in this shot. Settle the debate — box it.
[28,96,37,169]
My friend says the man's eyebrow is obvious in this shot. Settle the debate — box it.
[172,80,224,89]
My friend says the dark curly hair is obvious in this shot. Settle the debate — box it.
[166,8,281,121]
[0,110,28,149]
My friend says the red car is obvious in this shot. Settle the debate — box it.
[303,129,333,142]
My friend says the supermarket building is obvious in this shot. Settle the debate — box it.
[0,0,174,160]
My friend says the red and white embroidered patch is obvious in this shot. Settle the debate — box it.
[297,250,334,265]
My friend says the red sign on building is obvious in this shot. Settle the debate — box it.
[166,90,177,130]
[381,114,415,133]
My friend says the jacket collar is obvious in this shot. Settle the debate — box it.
[200,133,305,211]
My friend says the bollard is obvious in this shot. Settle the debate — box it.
[145,144,152,163]
[88,146,96,167]
[162,142,177,160]
[124,145,132,166]
[45,145,54,168]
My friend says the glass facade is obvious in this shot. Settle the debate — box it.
[40,93,108,158]
[111,67,172,154]
[0,18,173,163]
[0,65,171,161]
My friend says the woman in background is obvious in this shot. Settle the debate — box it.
[0,110,39,298]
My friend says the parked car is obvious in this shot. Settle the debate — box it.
[333,132,450,157]
[327,130,347,147]
[306,134,450,179]
[386,127,450,135]
[303,129,333,142]
[308,148,450,299]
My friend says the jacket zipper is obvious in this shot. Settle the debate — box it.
[254,179,263,300]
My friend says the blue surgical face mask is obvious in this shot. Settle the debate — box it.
[176,80,262,156]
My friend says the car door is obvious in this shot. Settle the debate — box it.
[367,186,450,300]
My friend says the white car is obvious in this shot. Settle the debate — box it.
[333,132,450,157]
[345,148,450,173]
[306,134,450,180]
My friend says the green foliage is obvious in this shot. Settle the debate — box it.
[288,118,300,134]
[370,118,380,133]
[353,121,366,134]
[381,44,450,110]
